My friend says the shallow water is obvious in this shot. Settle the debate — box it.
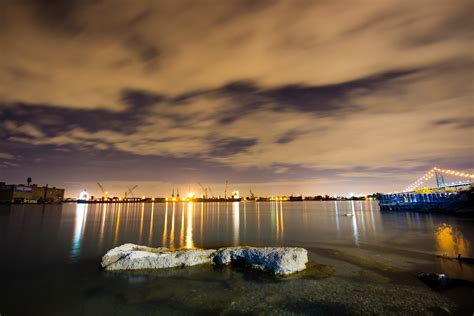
[1,201,473,315]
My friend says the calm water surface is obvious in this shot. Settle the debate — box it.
[1,201,473,315]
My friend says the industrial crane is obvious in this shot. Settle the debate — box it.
[198,183,208,199]
[97,182,108,201]
[224,181,228,200]
[125,185,138,199]
[249,189,255,199]
[208,186,213,198]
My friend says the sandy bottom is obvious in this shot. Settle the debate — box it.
[82,247,472,315]
[2,245,474,315]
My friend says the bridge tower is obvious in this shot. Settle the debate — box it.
[435,170,446,188]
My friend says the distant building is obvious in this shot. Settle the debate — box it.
[0,182,64,203]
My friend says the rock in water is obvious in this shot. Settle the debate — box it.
[213,247,308,275]
[101,244,308,275]
[101,243,216,271]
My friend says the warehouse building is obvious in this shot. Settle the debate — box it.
[0,180,64,203]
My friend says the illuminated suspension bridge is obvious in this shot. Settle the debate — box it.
[403,167,474,192]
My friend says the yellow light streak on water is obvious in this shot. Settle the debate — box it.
[148,202,155,245]
[257,202,260,240]
[435,224,470,257]
[139,203,145,243]
[200,202,204,244]
[279,200,284,240]
[185,202,194,249]
[232,202,239,245]
[180,203,185,248]
[169,202,175,250]
[99,204,107,247]
[114,204,122,245]
[275,201,280,241]
[161,202,168,246]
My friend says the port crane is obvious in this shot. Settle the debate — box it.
[208,186,214,198]
[198,183,208,199]
[125,185,138,199]
[97,182,108,201]
[249,189,255,199]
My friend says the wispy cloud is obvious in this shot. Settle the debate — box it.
[0,152,14,160]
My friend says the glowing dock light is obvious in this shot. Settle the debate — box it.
[187,192,195,199]
[78,191,90,200]
[231,191,240,199]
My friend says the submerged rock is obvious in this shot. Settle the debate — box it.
[417,272,474,291]
[102,244,308,275]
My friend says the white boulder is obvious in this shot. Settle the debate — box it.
[101,243,215,271]
[102,244,308,275]
[213,247,308,275]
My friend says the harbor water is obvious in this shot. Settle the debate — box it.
[1,201,473,314]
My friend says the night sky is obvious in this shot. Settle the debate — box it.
[1,0,473,197]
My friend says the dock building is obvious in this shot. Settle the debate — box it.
[0,181,64,203]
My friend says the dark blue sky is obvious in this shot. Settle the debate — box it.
[0,0,472,197]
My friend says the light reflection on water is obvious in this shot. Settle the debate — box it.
[64,201,472,261]
[335,201,340,237]
[1,201,474,316]
[70,203,87,261]
[186,202,194,249]
[1,201,473,267]
[149,202,154,244]
[435,223,470,258]
[351,201,359,247]
[232,201,239,245]
[433,223,474,281]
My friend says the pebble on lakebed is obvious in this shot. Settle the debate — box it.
[101,243,308,275]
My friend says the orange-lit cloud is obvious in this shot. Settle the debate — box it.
[0,0,472,194]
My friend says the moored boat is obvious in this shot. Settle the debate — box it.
[378,187,473,213]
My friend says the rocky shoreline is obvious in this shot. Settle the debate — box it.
[101,244,308,275]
